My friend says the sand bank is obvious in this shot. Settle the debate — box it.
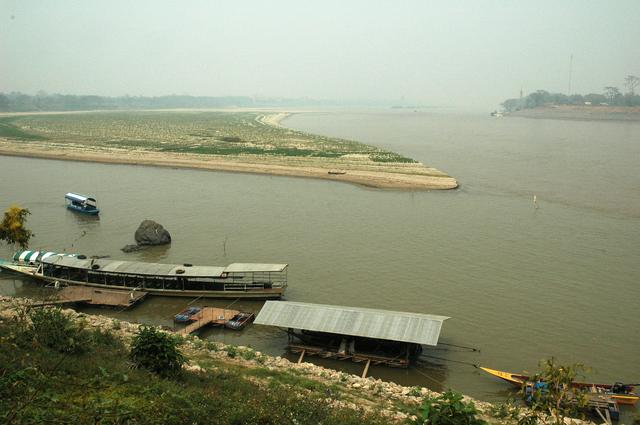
[509,105,640,121]
[0,144,458,190]
[0,111,458,190]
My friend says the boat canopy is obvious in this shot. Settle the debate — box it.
[224,263,288,273]
[13,250,76,264]
[254,301,449,346]
[65,192,97,206]
[41,255,288,278]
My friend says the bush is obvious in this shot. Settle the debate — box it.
[225,345,238,358]
[519,359,588,425]
[417,390,487,425]
[129,326,185,377]
[90,328,122,348]
[409,386,422,397]
[26,307,92,354]
[241,348,256,361]
[489,402,520,420]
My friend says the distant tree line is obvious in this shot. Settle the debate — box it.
[0,92,353,112]
[502,75,640,112]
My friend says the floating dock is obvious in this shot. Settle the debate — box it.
[178,307,242,335]
[31,286,147,308]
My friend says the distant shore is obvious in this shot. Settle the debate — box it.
[508,105,640,121]
[0,110,458,190]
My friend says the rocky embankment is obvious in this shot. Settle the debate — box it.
[0,296,594,424]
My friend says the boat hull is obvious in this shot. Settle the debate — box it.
[67,205,100,215]
[0,264,285,300]
[480,366,639,406]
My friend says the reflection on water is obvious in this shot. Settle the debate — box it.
[1,110,639,406]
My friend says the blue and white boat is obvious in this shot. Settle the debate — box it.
[65,192,100,215]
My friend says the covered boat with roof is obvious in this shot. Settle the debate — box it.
[65,192,100,215]
[0,250,288,299]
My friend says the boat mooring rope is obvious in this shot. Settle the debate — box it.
[413,366,450,389]
[224,298,240,310]
[64,230,87,252]
[419,353,480,369]
[438,342,480,352]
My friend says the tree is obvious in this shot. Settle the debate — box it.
[604,87,621,103]
[624,75,639,95]
[130,326,185,377]
[518,359,589,425]
[0,205,34,248]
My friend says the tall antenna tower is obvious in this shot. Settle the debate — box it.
[568,54,573,95]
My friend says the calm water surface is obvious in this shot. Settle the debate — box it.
[1,110,638,405]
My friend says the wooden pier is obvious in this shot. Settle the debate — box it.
[178,307,241,335]
[31,286,147,308]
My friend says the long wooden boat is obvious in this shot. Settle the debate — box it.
[0,250,288,299]
[480,366,639,406]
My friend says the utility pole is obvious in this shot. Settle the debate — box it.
[568,54,573,96]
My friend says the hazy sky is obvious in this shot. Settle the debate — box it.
[2,1,639,108]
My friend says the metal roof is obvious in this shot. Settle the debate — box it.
[254,301,449,346]
[41,256,286,278]
[65,192,95,202]
[224,263,288,273]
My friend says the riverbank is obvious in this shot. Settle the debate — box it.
[508,105,640,121]
[3,295,588,424]
[0,110,458,190]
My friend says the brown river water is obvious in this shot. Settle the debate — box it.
[0,110,638,406]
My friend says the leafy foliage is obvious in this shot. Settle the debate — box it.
[416,390,487,425]
[129,326,186,377]
[23,307,93,354]
[518,359,588,425]
[0,205,34,248]
[0,311,389,424]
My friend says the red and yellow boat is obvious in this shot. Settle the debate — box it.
[480,366,639,406]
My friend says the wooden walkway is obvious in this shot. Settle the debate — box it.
[32,286,147,308]
[179,307,240,335]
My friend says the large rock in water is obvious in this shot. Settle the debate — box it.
[134,220,171,246]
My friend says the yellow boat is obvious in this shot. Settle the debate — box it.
[479,366,639,406]
[479,366,528,386]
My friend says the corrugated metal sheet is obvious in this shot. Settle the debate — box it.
[224,263,288,273]
[254,301,449,346]
[65,192,93,202]
[41,256,283,278]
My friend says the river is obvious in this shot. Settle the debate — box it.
[0,110,638,405]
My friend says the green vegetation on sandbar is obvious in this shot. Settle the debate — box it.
[0,117,48,141]
[0,111,419,165]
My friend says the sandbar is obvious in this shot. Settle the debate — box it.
[0,111,458,190]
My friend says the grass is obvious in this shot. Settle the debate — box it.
[0,117,48,141]
[0,112,432,172]
[0,309,391,424]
